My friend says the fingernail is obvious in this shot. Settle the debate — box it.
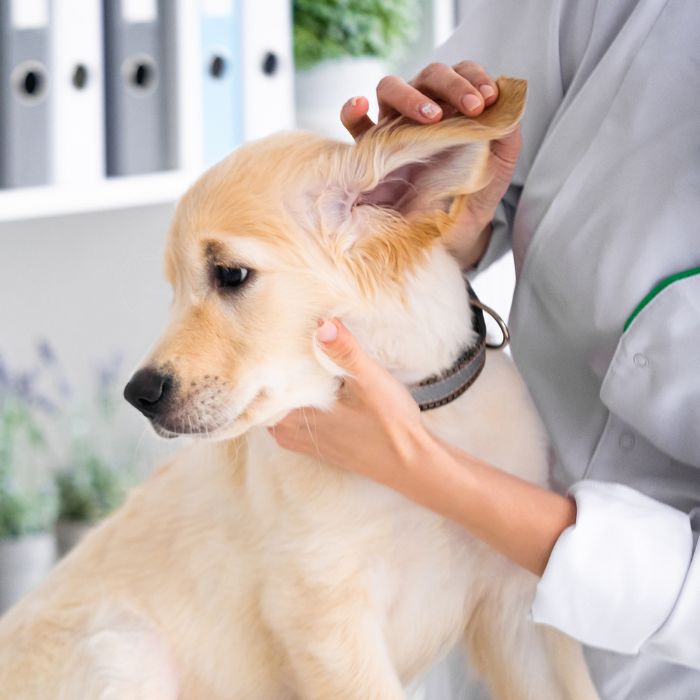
[461,94,482,113]
[419,102,441,119]
[350,96,362,108]
[317,320,338,343]
[479,84,495,99]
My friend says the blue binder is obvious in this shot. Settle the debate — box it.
[201,0,243,167]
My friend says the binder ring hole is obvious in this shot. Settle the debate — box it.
[11,61,48,103]
[262,52,279,76]
[24,71,42,95]
[123,54,158,95]
[133,62,155,89]
[209,55,228,79]
[72,64,89,90]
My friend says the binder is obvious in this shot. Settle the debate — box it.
[102,0,176,176]
[51,0,105,184]
[200,0,243,166]
[240,0,294,141]
[0,0,52,188]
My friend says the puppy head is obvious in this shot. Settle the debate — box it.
[124,77,526,439]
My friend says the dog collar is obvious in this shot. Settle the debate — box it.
[407,282,509,411]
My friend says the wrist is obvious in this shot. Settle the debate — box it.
[463,222,493,270]
[393,429,464,508]
[446,221,493,271]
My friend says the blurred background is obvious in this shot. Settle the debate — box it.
[0,0,513,611]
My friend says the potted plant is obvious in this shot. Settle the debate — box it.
[0,348,61,612]
[293,0,420,138]
[54,353,130,557]
[55,453,126,556]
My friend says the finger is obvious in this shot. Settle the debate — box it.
[375,75,443,123]
[412,62,486,116]
[340,96,376,141]
[452,61,499,107]
[316,319,377,384]
[267,410,314,451]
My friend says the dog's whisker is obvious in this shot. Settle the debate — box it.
[130,425,154,478]
[301,407,323,467]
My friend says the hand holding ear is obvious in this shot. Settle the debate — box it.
[341,61,498,133]
[268,320,433,492]
[341,62,523,270]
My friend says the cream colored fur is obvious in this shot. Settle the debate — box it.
[0,78,599,699]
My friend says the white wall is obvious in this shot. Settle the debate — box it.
[0,203,178,464]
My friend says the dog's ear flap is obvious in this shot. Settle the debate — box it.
[352,77,527,218]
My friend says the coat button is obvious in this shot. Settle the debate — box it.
[619,432,636,451]
[633,353,649,368]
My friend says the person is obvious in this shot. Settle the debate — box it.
[270,0,700,697]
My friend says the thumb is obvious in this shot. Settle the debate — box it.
[316,319,372,378]
[340,96,376,141]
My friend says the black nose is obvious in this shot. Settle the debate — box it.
[123,368,172,418]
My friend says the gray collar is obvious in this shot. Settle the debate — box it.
[407,283,509,411]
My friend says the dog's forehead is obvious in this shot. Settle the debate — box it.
[163,132,346,285]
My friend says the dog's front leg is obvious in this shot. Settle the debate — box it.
[463,569,599,700]
[264,585,405,700]
[284,614,405,700]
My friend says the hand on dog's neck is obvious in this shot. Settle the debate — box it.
[342,245,476,385]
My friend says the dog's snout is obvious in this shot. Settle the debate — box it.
[124,368,172,418]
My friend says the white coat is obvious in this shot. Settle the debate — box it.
[415,0,700,697]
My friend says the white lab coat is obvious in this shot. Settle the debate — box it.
[415,0,700,697]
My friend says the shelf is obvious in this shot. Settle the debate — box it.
[0,171,197,223]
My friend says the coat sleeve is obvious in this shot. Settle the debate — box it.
[532,273,700,669]
[531,482,700,669]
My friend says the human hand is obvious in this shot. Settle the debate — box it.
[269,319,576,576]
[341,62,522,269]
[268,320,434,496]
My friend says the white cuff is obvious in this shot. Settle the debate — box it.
[531,481,693,654]
[642,534,700,669]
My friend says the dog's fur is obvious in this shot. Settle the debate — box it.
[0,78,599,699]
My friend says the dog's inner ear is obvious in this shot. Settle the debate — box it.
[354,142,487,217]
[350,77,527,222]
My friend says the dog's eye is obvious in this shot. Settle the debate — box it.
[215,265,250,289]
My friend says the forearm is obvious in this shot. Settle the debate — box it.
[403,431,576,576]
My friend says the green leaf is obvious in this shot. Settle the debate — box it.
[55,455,128,523]
[0,486,58,539]
[293,0,420,69]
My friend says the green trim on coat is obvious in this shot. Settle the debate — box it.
[625,267,700,332]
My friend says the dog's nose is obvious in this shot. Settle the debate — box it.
[123,368,172,418]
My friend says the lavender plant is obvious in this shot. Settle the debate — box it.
[55,353,130,524]
[0,343,64,539]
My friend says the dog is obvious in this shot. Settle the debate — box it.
[0,77,599,699]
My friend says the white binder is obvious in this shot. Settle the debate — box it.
[51,0,105,184]
[240,0,294,141]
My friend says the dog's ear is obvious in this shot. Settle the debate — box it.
[350,77,526,220]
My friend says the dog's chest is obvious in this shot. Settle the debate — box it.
[373,510,489,680]
[249,446,488,680]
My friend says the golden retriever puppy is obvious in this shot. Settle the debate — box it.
[0,78,598,699]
